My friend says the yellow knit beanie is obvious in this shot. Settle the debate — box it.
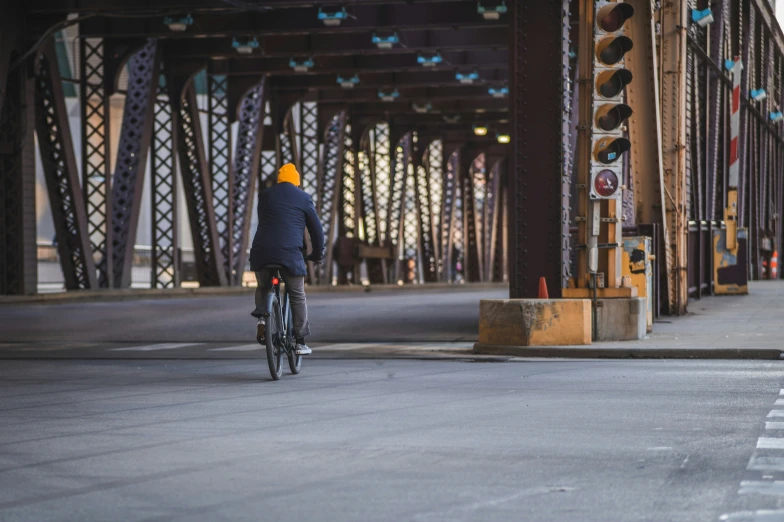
[277,163,301,186]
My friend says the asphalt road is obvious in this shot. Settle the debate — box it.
[0,358,782,522]
[0,288,503,344]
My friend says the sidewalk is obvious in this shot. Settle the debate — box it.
[474,281,784,360]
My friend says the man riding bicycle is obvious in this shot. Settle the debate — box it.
[250,163,324,355]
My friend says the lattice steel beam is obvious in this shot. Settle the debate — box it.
[414,142,437,282]
[231,79,266,285]
[441,151,459,282]
[208,70,233,282]
[168,66,228,287]
[80,37,113,287]
[34,40,97,291]
[150,67,178,289]
[317,110,348,284]
[108,40,159,288]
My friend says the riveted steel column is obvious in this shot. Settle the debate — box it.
[169,65,228,288]
[34,40,97,291]
[508,1,568,297]
[0,24,37,295]
[108,40,159,288]
[231,79,266,285]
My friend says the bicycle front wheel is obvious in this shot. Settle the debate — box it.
[266,296,284,380]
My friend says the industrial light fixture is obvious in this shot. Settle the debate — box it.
[725,59,744,72]
[378,89,400,102]
[337,74,359,88]
[691,8,714,27]
[488,86,508,98]
[412,102,432,114]
[771,111,784,123]
[233,37,259,55]
[318,7,348,26]
[417,52,443,67]
[456,70,480,84]
[443,114,461,124]
[750,88,767,102]
[163,14,193,32]
[473,124,488,136]
[372,32,399,49]
[496,133,511,144]
[477,1,507,20]
[289,57,314,72]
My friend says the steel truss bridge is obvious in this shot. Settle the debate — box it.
[1,0,783,316]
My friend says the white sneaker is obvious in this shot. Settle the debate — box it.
[295,344,312,355]
[256,318,265,344]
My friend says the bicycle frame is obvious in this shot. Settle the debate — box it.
[263,270,294,354]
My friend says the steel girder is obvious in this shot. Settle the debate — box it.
[414,140,438,282]
[168,62,228,287]
[0,34,37,295]
[207,70,233,282]
[231,79,266,285]
[34,39,98,291]
[440,151,459,282]
[508,0,569,298]
[80,37,113,287]
[150,67,179,289]
[459,147,482,283]
[107,40,160,288]
[316,110,348,284]
[426,140,445,280]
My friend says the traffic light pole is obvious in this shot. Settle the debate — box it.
[576,0,594,289]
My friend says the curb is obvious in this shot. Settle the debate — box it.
[473,343,784,360]
[0,283,507,306]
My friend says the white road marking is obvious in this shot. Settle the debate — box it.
[774,399,784,406]
[110,343,202,352]
[739,481,784,496]
[720,510,784,521]
[207,344,261,352]
[766,410,784,418]
[748,457,784,472]
[647,446,673,451]
[766,422,784,430]
[757,438,784,450]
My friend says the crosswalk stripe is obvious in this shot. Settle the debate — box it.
[767,411,784,418]
[766,422,784,430]
[757,438,784,450]
[110,343,202,352]
[207,344,261,352]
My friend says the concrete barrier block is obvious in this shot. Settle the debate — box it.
[478,299,591,347]
[595,297,646,342]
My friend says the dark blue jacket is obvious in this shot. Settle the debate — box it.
[249,183,325,276]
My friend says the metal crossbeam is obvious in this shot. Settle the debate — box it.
[317,110,348,284]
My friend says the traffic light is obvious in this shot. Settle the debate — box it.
[589,1,634,200]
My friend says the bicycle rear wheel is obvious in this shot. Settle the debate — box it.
[266,296,284,380]
[286,305,302,374]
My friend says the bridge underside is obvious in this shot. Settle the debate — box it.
[1,0,783,316]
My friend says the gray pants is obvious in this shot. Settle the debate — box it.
[253,269,310,339]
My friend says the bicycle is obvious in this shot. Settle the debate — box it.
[258,265,301,380]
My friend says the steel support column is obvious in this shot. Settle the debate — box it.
[231,79,266,285]
[317,109,348,284]
[34,40,97,290]
[414,142,438,282]
[508,0,568,297]
[168,66,228,287]
[150,68,178,289]
[207,69,233,282]
[460,148,482,283]
[0,34,37,295]
[108,40,159,288]
[80,37,113,287]
[660,0,690,314]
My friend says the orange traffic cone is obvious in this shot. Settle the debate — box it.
[772,251,779,279]
[538,277,549,299]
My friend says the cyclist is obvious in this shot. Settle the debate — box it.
[250,163,324,355]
